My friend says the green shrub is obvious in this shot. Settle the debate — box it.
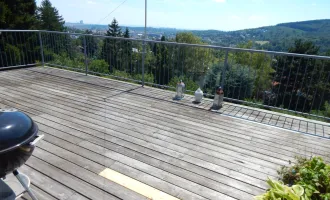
[314,102,330,121]
[5,44,21,65]
[244,98,265,109]
[254,178,306,200]
[256,156,330,200]
[50,53,84,70]
[278,157,330,199]
[133,73,154,84]
[325,102,330,118]
[88,59,109,74]
[111,70,154,84]
[203,63,254,100]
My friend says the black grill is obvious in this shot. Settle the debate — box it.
[0,109,39,178]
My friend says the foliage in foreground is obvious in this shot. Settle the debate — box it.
[254,178,306,200]
[256,157,330,200]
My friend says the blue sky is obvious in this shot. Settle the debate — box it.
[36,0,330,31]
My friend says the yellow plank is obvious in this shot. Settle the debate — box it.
[99,168,180,200]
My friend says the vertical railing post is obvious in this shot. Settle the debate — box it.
[221,49,229,88]
[38,31,45,67]
[141,0,147,87]
[141,41,146,87]
[83,35,88,76]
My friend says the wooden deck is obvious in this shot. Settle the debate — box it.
[0,67,330,200]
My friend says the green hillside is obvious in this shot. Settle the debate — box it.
[191,19,330,53]
[66,19,330,54]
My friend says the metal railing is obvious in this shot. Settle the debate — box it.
[1,30,330,122]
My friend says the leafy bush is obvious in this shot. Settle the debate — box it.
[324,102,330,119]
[50,53,84,70]
[203,63,254,99]
[5,44,21,65]
[278,157,330,199]
[254,178,306,200]
[244,98,265,109]
[88,59,109,74]
[315,102,330,119]
[256,157,330,200]
[133,73,154,84]
[111,70,154,84]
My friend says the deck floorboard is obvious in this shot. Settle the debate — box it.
[1,67,329,200]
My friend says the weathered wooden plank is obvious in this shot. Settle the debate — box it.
[1,70,324,136]
[3,72,322,150]
[2,67,330,200]
[0,83,320,158]
[7,67,330,130]
[34,113,266,195]
[117,93,329,146]
[36,136,217,200]
[18,165,75,200]
[38,129,244,199]
[130,86,326,132]
[30,148,147,200]
[0,71,115,99]
[25,68,139,91]
[2,83,330,172]
[7,85,329,162]
[4,98,262,198]
[0,90,291,170]
[0,86,292,162]
[19,185,57,200]
[25,156,122,200]
[1,81,328,167]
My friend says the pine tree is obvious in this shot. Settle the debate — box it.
[0,0,38,67]
[123,27,130,38]
[0,0,37,29]
[36,0,65,31]
[106,18,122,37]
[81,30,98,57]
[122,27,132,72]
[101,18,123,71]
[152,36,169,85]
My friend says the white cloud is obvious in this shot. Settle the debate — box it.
[213,0,226,3]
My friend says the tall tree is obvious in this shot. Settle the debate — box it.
[233,41,274,98]
[152,36,170,85]
[80,30,98,57]
[36,0,65,31]
[0,0,37,29]
[106,18,122,37]
[121,27,132,72]
[123,27,129,38]
[101,18,123,71]
[0,0,38,67]
[271,39,323,112]
[174,32,215,81]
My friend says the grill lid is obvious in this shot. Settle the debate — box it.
[0,108,38,154]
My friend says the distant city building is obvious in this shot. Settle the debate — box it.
[80,20,84,24]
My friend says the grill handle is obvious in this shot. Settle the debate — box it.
[29,135,44,147]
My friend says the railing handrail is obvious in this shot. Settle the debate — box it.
[1,29,330,61]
